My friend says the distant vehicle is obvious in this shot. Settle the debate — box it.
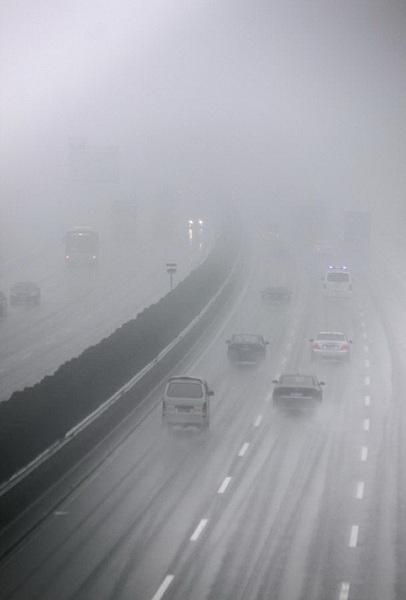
[314,240,333,255]
[10,281,41,306]
[162,376,214,430]
[64,226,99,263]
[310,332,352,361]
[226,333,269,364]
[261,286,291,306]
[0,291,7,317]
[323,266,352,298]
[188,218,204,231]
[272,373,325,411]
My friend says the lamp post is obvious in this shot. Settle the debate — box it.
[166,263,177,291]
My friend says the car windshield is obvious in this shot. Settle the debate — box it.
[326,272,350,282]
[166,381,203,398]
[317,333,346,341]
[280,375,315,386]
[232,334,261,344]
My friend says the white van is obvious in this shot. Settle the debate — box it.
[162,376,214,430]
[323,267,352,298]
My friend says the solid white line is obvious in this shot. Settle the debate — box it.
[356,481,365,499]
[364,345,369,353]
[218,477,232,494]
[364,359,370,368]
[190,519,208,541]
[363,419,370,431]
[361,447,368,461]
[365,395,370,406]
[254,415,263,427]
[365,376,371,386]
[339,582,350,600]
[151,575,174,600]
[238,442,249,457]
[349,525,359,547]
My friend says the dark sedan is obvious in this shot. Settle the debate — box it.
[226,333,269,365]
[10,281,41,306]
[272,373,325,411]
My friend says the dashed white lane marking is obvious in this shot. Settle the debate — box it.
[151,575,175,600]
[364,345,369,353]
[360,321,366,328]
[218,477,232,494]
[286,342,292,351]
[364,359,370,368]
[365,395,371,406]
[365,376,371,386]
[339,582,350,600]
[281,356,287,365]
[254,415,263,427]
[20,352,33,360]
[190,519,208,541]
[349,525,359,548]
[238,442,249,457]
[363,419,370,431]
[362,332,368,340]
[361,447,368,461]
[54,510,69,516]
[356,481,365,500]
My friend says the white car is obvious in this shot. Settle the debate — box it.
[323,266,352,298]
[310,332,352,361]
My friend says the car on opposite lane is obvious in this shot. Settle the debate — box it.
[10,281,41,306]
[226,333,269,365]
[310,332,352,361]
[272,373,325,411]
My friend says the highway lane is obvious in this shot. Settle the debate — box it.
[0,239,400,600]
[0,226,209,401]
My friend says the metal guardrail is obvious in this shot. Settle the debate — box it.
[0,249,242,498]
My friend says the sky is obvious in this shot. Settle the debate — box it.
[1,0,406,257]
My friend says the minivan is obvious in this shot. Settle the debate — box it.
[323,267,352,298]
[162,376,214,430]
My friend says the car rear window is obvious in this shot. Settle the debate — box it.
[317,333,346,341]
[326,272,350,282]
[280,375,315,386]
[232,334,260,344]
[166,381,203,398]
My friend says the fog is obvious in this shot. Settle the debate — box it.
[2,0,406,259]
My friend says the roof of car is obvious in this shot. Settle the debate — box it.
[168,376,205,383]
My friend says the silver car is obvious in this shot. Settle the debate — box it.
[310,332,352,361]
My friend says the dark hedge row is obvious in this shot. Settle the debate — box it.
[0,222,241,484]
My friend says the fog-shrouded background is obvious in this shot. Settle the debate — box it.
[1,0,406,260]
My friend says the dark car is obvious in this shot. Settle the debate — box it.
[10,281,41,306]
[226,333,269,364]
[0,291,7,317]
[261,286,291,306]
[272,373,325,411]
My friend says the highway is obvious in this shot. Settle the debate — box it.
[0,232,404,600]
[0,225,208,402]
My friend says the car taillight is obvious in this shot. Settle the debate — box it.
[342,344,348,350]
[313,343,320,349]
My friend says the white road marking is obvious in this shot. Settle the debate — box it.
[365,395,370,406]
[361,447,368,461]
[190,519,208,541]
[364,359,370,368]
[281,356,287,365]
[218,477,232,494]
[339,582,350,600]
[360,321,366,328]
[364,345,369,353]
[349,525,359,547]
[363,419,370,431]
[151,575,175,600]
[238,442,249,457]
[364,376,371,386]
[54,511,69,516]
[254,415,263,427]
[356,481,365,500]
[286,342,292,351]
[362,332,368,340]
[20,352,33,360]
[360,311,365,317]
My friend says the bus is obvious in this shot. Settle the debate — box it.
[64,226,99,264]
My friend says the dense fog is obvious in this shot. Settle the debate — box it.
[2,0,406,259]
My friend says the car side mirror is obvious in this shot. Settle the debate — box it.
[319,381,325,385]
[349,340,353,344]
[226,340,230,344]
[265,341,269,345]
[309,338,314,342]
[272,379,278,384]
[209,391,214,396]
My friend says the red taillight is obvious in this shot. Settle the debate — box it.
[342,344,348,350]
[313,343,320,349]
